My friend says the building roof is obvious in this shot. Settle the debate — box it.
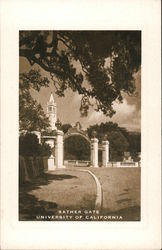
[49,92,55,104]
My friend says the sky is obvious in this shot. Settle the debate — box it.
[20,55,141,132]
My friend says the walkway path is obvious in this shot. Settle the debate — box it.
[19,169,96,220]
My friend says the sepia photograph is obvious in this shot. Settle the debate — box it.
[19,31,141,221]
[1,1,161,249]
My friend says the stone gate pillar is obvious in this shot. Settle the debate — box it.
[90,138,98,168]
[48,154,55,171]
[102,140,109,167]
[55,130,65,168]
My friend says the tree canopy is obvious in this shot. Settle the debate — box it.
[61,123,72,134]
[19,69,50,131]
[20,31,141,117]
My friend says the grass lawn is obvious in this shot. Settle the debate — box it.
[19,169,96,220]
[90,167,141,220]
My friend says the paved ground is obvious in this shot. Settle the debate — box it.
[19,167,140,221]
[19,169,96,220]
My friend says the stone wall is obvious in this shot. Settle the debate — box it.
[19,156,48,183]
[107,162,140,167]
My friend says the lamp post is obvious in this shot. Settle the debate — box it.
[90,130,98,168]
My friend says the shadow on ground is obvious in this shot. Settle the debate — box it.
[19,172,78,221]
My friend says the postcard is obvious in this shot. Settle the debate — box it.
[1,1,161,249]
[19,30,141,222]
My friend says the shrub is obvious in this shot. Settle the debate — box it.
[19,133,51,157]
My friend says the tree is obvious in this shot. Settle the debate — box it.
[126,132,141,161]
[107,131,129,161]
[87,122,119,143]
[19,69,50,132]
[87,122,129,161]
[19,133,51,157]
[19,31,141,117]
[64,135,90,160]
[87,122,141,161]
[119,127,141,160]
[127,132,141,152]
[61,123,72,134]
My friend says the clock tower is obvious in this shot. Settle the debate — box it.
[47,92,57,130]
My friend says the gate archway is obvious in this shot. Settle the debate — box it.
[64,128,90,143]
[63,127,91,166]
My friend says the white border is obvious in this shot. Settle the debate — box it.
[1,0,161,249]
